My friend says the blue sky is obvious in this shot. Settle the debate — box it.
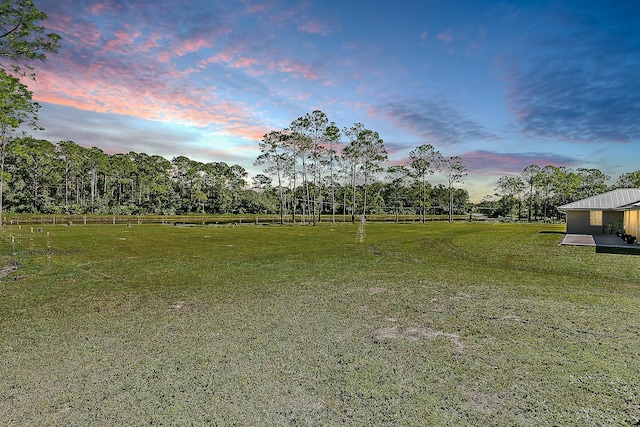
[28,0,640,200]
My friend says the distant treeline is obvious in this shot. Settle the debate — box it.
[482,166,640,221]
[2,124,638,221]
[1,136,468,219]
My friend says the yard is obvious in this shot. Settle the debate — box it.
[1,221,639,425]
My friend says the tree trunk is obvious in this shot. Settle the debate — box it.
[331,153,335,223]
[394,186,399,223]
[351,164,356,223]
[65,165,70,209]
[276,164,284,225]
[448,184,453,222]
[0,138,5,228]
[33,163,39,212]
[363,169,368,219]
[421,175,426,223]
[91,169,96,213]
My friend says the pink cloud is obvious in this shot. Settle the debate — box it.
[29,58,263,142]
[244,2,268,13]
[199,142,264,165]
[198,51,232,67]
[88,2,116,15]
[298,21,328,35]
[198,50,318,80]
[234,56,261,69]
[46,16,101,48]
[161,26,232,60]
[276,58,318,80]
[436,30,453,44]
[142,38,162,50]
[104,29,142,52]
[224,125,271,142]
[198,51,264,76]
[174,37,215,57]
[461,150,576,175]
[28,1,324,145]
[157,51,172,62]
[269,8,299,25]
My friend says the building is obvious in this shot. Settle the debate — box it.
[620,200,640,239]
[558,189,640,236]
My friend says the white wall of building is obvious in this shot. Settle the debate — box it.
[624,209,640,238]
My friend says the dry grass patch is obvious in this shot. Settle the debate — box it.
[372,325,464,352]
[0,263,16,279]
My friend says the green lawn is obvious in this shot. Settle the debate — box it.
[1,222,639,425]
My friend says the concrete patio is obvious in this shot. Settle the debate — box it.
[561,233,640,254]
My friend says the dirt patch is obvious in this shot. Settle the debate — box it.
[449,293,473,300]
[368,286,397,295]
[168,301,202,313]
[368,245,383,255]
[0,263,17,279]
[502,314,526,323]
[463,389,503,415]
[373,326,464,351]
[170,301,186,310]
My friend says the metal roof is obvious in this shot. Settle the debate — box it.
[558,188,640,211]
[618,200,640,210]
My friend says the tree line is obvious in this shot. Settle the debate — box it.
[0,133,470,221]
[1,109,639,222]
[483,166,640,221]
[255,110,468,224]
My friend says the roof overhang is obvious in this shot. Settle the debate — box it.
[616,201,640,211]
[558,189,640,212]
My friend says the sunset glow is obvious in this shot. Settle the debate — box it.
[28,0,640,200]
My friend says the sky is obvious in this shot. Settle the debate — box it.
[26,0,640,201]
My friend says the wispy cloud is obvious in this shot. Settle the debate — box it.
[462,150,577,175]
[504,3,640,144]
[29,1,283,142]
[197,49,319,81]
[103,27,143,53]
[88,1,123,15]
[372,99,497,146]
[33,103,204,156]
[275,58,318,79]
[27,0,638,201]
[31,56,267,141]
[436,29,453,44]
[298,20,328,35]
[243,1,268,14]
[172,37,215,57]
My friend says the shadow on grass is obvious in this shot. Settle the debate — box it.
[596,246,640,255]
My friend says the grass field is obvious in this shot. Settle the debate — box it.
[1,221,639,425]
